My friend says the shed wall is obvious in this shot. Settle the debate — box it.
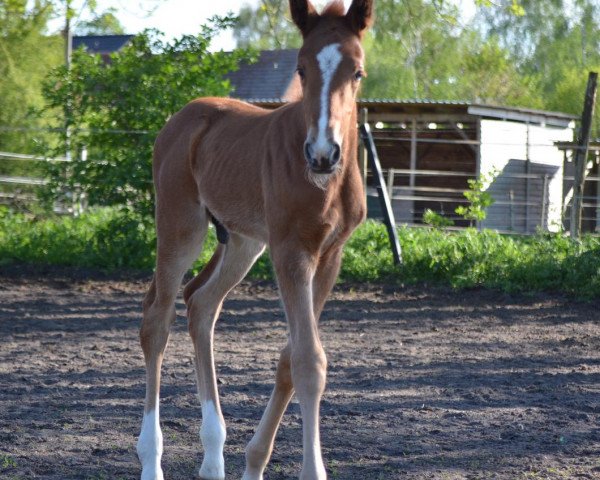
[479,119,572,233]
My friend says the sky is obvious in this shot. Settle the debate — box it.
[50,1,476,51]
[52,0,353,51]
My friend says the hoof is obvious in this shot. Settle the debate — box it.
[199,459,225,480]
[141,466,164,480]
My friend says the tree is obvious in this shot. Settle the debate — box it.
[474,0,600,134]
[0,0,62,154]
[74,8,125,35]
[233,0,300,49]
[41,17,253,215]
[360,0,540,106]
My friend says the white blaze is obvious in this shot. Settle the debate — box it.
[314,43,343,154]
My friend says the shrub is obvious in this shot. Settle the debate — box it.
[0,206,155,269]
[40,20,253,216]
[1,210,599,298]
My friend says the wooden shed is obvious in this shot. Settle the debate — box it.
[360,100,576,233]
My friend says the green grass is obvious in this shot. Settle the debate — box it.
[1,206,599,298]
[0,453,17,469]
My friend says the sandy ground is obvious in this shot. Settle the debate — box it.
[0,267,599,479]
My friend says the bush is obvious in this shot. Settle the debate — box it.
[40,20,253,216]
[0,206,155,269]
[1,210,599,298]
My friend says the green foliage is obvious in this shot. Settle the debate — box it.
[0,452,17,469]
[0,206,155,269]
[233,0,301,49]
[423,209,455,228]
[0,0,62,154]
[1,210,599,298]
[477,0,600,136]
[362,0,540,106]
[41,19,252,215]
[455,176,495,226]
[74,8,125,35]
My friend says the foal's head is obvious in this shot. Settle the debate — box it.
[290,0,373,176]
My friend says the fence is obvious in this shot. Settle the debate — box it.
[366,167,600,234]
[2,135,599,234]
[0,151,86,214]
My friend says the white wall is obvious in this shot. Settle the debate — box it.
[479,119,572,233]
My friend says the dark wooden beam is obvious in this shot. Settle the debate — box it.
[571,71,598,239]
[359,123,402,265]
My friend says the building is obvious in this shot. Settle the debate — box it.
[227,49,301,102]
[358,100,577,233]
[72,34,134,61]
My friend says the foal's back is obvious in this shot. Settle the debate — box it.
[153,97,300,241]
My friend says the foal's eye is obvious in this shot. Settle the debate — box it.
[297,67,306,80]
[354,70,364,81]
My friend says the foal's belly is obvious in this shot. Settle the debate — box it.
[191,104,273,244]
[196,163,268,244]
[202,194,269,244]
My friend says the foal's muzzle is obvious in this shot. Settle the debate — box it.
[304,139,341,174]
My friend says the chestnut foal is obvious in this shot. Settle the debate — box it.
[136,1,373,478]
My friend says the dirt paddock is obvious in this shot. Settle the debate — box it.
[0,267,599,479]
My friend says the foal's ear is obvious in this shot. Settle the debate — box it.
[345,0,374,37]
[289,0,319,37]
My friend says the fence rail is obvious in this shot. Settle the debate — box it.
[0,151,85,214]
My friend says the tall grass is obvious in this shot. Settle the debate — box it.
[1,207,598,298]
[0,207,156,270]
[343,221,600,297]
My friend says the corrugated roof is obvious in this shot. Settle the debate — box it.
[246,98,577,127]
[227,49,299,100]
[72,35,134,54]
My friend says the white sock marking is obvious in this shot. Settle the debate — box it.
[199,400,226,480]
[315,43,343,154]
[137,403,164,480]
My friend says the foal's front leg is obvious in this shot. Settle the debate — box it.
[272,246,328,480]
[243,246,343,479]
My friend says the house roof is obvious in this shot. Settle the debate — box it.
[72,35,134,54]
[227,49,300,101]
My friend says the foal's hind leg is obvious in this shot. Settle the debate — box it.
[243,342,293,480]
[185,233,265,480]
[137,210,208,480]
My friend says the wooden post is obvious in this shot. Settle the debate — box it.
[64,1,73,162]
[358,108,368,191]
[359,123,402,265]
[509,190,515,231]
[386,168,395,200]
[571,71,598,239]
[541,174,549,230]
[525,123,531,233]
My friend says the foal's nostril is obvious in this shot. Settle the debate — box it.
[304,139,340,172]
[330,142,341,165]
[304,141,313,163]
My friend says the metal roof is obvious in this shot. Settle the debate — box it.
[227,49,299,101]
[245,98,577,128]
